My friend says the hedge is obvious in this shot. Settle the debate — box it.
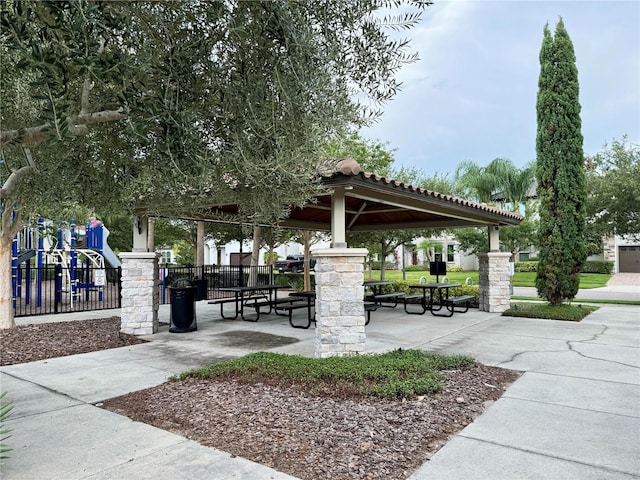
[372,281,480,308]
[581,261,614,274]
[515,260,613,274]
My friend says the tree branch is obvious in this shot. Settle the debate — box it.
[1,165,36,200]
[0,109,128,148]
[1,194,23,239]
[80,77,92,116]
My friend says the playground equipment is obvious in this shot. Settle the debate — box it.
[11,217,121,309]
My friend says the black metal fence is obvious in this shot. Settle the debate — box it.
[159,264,275,304]
[13,262,277,315]
[13,264,122,317]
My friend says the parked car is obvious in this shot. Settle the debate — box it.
[273,255,316,273]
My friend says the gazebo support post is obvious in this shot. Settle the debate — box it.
[120,215,160,335]
[312,247,368,358]
[478,225,511,313]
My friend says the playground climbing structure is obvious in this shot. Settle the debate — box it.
[11,217,122,315]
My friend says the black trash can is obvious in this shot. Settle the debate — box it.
[193,277,208,301]
[169,279,197,333]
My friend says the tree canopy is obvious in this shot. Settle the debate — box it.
[585,136,640,241]
[0,0,430,328]
[451,158,536,260]
[1,0,429,230]
[455,157,535,208]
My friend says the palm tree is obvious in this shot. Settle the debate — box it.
[455,158,535,210]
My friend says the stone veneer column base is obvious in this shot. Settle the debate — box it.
[478,252,512,313]
[312,247,368,358]
[119,252,159,335]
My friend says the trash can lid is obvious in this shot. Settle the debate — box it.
[171,278,194,288]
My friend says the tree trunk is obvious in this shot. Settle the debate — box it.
[196,221,205,267]
[249,226,262,286]
[302,231,312,291]
[0,234,16,329]
[379,240,387,281]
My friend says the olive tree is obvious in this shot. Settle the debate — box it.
[0,0,430,328]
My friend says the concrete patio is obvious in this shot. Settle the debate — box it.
[1,299,639,479]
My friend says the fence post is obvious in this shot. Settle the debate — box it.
[55,264,61,313]
[117,266,122,308]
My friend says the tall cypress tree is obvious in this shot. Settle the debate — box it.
[535,19,587,305]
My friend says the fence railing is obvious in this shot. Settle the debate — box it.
[159,264,275,304]
[12,263,122,317]
[12,262,278,314]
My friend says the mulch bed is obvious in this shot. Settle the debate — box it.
[0,317,146,366]
[1,316,521,480]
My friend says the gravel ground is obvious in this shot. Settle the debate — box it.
[1,317,520,480]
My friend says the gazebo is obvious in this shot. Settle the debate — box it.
[120,159,523,357]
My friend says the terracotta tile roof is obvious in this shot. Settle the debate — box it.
[327,159,524,225]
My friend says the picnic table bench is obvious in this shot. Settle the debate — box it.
[208,295,266,319]
[279,291,316,329]
[405,283,471,317]
[441,295,474,315]
[370,292,405,308]
[210,285,288,322]
[364,303,378,325]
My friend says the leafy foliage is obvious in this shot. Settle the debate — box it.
[451,160,537,260]
[177,349,476,399]
[350,229,420,280]
[1,0,430,327]
[585,137,640,240]
[323,132,396,176]
[0,391,12,464]
[580,261,614,274]
[515,261,613,274]
[455,158,535,206]
[2,1,429,223]
[535,19,587,305]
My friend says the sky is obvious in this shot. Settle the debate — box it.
[360,0,640,178]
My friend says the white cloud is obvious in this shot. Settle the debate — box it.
[361,0,640,176]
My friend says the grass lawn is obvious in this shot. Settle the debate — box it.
[176,349,476,398]
[504,302,598,321]
[363,269,611,289]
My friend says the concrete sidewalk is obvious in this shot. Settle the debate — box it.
[1,301,639,479]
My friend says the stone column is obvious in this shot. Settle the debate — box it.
[119,252,159,335]
[312,247,368,358]
[478,252,512,313]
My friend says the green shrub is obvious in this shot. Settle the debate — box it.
[581,261,614,274]
[515,261,538,272]
[380,282,480,307]
[404,265,425,272]
[368,261,396,270]
[273,273,315,290]
[447,264,464,272]
[0,392,12,465]
[449,284,479,301]
[513,260,609,274]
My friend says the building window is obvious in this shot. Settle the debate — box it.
[447,245,454,262]
[160,250,173,264]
